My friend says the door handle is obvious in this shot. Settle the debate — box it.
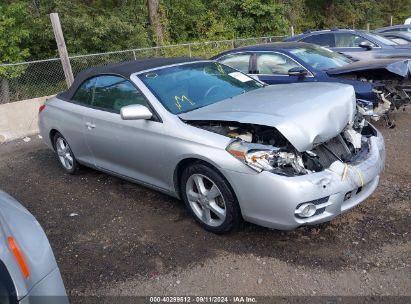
[85,122,96,130]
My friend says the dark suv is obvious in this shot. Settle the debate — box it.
[284,29,411,61]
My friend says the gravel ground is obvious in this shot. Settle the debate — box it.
[0,108,410,297]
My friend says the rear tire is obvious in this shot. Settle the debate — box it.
[53,132,80,174]
[180,163,242,233]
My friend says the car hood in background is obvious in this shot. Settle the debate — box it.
[179,83,356,152]
[392,44,411,50]
[327,59,411,78]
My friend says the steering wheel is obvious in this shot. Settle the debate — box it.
[204,85,223,98]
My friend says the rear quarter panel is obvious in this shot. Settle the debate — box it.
[39,97,93,164]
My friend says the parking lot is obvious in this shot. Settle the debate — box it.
[0,109,410,297]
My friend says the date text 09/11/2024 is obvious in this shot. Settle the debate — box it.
[149,296,257,303]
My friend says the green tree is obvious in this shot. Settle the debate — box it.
[163,0,206,42]
[204,0,288,39]
[26,0,150,56]
[299,0,411,31]
[1,0,411,63]
[281,0,306,32]
[0,2,30,103]
[379,0,411,26]
[164,0,289,42]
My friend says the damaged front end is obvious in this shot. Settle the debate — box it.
[189,114,375,177]
[328,59,411,127]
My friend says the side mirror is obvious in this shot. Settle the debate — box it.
[120,104,152,120]
[359,41,373,50]
[288,67,308,77]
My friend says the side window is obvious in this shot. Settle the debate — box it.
[335,33,376,47]
[72,78,96,105]
[92,75,148,112]
[302,33,335,47]
[256,53,301,75]
[391,37,409,44]
[218,53,251,73]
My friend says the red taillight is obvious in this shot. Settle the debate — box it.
[8,236,30,279]
[39,104,46,113]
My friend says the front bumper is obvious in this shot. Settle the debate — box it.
[221,129,385,230]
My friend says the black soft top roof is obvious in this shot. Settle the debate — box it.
[59,57,201,99]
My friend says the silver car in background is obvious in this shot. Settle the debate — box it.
[0,190,68,304]
[39,58,385,233]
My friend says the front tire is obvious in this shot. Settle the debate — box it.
[53,132,79,174]
[180,163,242,233]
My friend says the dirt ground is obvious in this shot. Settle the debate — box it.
[0,109,410,297]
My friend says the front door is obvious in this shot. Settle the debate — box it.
[251,52,315,85]
[82,75,167,190]
[333,33,378,60]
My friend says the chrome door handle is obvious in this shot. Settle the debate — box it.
[85,122,96,129]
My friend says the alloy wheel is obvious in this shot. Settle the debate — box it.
[185,174,226,227]
[55,137,74,170]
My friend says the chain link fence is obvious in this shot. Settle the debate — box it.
[0,36,285,104]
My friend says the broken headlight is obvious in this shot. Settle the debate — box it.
[226,140,307,175]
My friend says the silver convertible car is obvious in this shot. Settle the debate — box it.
[39,58,385,233]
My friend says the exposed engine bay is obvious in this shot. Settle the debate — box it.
[335,72,411,110]
[328,60,411,128]
[189,114,376,176]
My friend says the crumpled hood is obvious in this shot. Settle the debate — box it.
[327,59,411,78]
[386,59,411,77]
[179,82,356,152]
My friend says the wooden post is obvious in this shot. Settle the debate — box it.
[390,16,393,26]
[188,44,192,57]
[0,78,10,104]
[290,25,295,36]
[366,23,370,32]
[50,13,74,87]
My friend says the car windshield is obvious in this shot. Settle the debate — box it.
[289,45,353,70]
[138,62,264,114]
[366,32,398,45]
